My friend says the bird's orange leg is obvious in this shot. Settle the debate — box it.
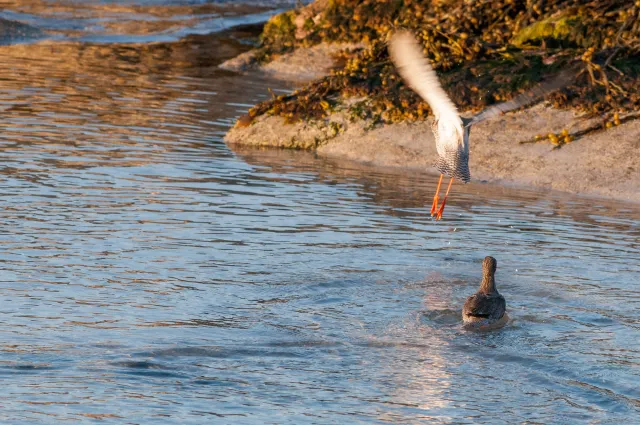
[435,177,454,221]
[430,174,444,216]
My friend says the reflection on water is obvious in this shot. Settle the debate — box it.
[0,2,639,424]
[0,0,297,43]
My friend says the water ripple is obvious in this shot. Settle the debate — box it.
[0,2,638,424]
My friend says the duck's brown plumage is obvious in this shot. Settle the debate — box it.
[463,256,506,324]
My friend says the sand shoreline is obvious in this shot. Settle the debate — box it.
[222,43,639,203]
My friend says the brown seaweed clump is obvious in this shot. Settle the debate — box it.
[240,0,640,145]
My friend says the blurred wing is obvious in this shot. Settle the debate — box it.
[389,31,462,134]
[467,71,573,127]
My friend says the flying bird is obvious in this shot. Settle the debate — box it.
[389,30,570,220]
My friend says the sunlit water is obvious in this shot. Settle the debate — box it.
[0,2,638,424]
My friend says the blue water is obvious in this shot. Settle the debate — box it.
[0,1,638,423]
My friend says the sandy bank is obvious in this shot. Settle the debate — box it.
[218,0,361,82]
[225,102,639,203]
[219,42,360,82]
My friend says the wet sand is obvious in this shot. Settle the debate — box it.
[219,42,361,82]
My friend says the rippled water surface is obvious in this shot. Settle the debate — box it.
[0,2,639,424]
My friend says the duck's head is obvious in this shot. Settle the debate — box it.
[482,256,497,275]
[480,256,497,293]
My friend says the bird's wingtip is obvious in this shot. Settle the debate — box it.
[389,29,416,42]
[389,31,412,55]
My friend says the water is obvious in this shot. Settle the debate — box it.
[0,2,638,423]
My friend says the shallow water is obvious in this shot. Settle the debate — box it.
[0,2,639,424]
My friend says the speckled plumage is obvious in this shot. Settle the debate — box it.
[433,116,471,182]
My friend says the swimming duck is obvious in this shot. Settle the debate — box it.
[462,256,508,329]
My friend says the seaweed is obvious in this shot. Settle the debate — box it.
[240,0,640,145]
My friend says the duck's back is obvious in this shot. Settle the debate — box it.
[463,292,506,322]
